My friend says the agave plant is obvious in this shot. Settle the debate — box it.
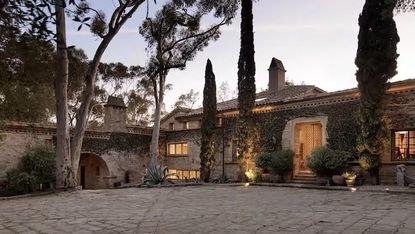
[143,165,175,185]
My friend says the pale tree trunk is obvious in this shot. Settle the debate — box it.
[71,38,112,176]
[55,0,76,189]
[149,73,166,168]
[69,1,144,178]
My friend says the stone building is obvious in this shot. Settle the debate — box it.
[1,58,414,187]
[0,98,154,189]
[162,58,415,184]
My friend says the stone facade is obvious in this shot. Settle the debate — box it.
[0,127,53,178]
[1,61,415,187]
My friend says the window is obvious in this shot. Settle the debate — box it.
[167,169,200,180]
[168,143,188,156]
[231,140,238,162]
[183,122,189,130]
[169,123,175,130]
[392,130,415,161]
[217,118,223,127]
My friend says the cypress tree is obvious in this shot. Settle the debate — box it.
[237,0,258,180]
[200,59,217,182]
[355,0,399,183]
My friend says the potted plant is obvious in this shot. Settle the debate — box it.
[358,153,379,185]
[255,152,273,182]
[307,147,349,186]
[269,149,294,183]
[342,171,357,187]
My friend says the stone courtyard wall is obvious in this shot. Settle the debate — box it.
[81,132,152,187]
[0,128,53,179]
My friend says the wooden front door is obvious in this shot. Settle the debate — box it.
[294,122,323,175]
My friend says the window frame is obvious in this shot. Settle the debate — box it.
[391,129,415,161]
[167,168,200,180]
[167,142,189,157]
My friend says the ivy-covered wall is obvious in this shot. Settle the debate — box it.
[221,100,360,157]
[81,133,151,155]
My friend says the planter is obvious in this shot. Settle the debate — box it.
[316,176,330,186]
[346,179,355,187]
[261,173,270,183]
[332,175,345,186]
[351,166,363,177]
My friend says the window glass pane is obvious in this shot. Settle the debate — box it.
[183,170,190,179]
[410,131,415,158]
[396,131,409,160]
[190,171,196,178]
[169,144,175,155]
[182,144,188,155]
[176,144,182,155]
[177,170,182,179]
[168,169,177,179]
[196,170,200,178]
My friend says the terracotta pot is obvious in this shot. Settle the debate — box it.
[332,175,346,185]
[261,173,270,182]
[346,179,355,187]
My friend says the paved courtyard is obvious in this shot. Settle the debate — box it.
[1,185,415,234]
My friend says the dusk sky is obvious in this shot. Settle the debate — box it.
[67,0,415,111]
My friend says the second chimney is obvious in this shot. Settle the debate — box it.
[268,57,286,91]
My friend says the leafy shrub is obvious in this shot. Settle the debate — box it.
[358,153,379,174]
[144,165,174,185]
[270,149,294,181]
[255,152,273,169]
[245,169,260,182]
[3,146,55,195]
[306,147,349,177]
[6,169,36,194]
[19,146,56,185]
[342,171,356,181]
[212,175,230,183]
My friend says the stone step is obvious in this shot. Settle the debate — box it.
[293,175,317,180]
[287,179,319,185]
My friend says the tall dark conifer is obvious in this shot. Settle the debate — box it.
[355,0,399,183]
[237,0,257,179]
[200,59,217,182]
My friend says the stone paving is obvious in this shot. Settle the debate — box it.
[1,185,415,234]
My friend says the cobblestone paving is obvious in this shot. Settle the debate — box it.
[1,186,415,233]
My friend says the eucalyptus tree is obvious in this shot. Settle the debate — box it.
[1,0,147,188]
[139,0,238,170]
[199,59,217,182]
[173,89,200,109]
[355,0,399,184]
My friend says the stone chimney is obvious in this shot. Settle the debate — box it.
[268,57,287,91]
[104,96,127,132]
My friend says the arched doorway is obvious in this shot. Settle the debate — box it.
[294,122,323,176]
[78,153,110,189]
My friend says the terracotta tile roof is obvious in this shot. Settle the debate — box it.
[182,85,325,117]
[160,107,192,124]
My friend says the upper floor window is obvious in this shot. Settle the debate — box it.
[168,143,188,156]
[217,118,223,127]
[183,122,189,130]
[392,130,415,161]
[169,123,175,130]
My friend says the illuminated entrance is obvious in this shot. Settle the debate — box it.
[294,122,323,175]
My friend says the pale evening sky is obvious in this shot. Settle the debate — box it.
[67,0,415,111]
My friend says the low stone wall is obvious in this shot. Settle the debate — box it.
[0,131,53,179]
